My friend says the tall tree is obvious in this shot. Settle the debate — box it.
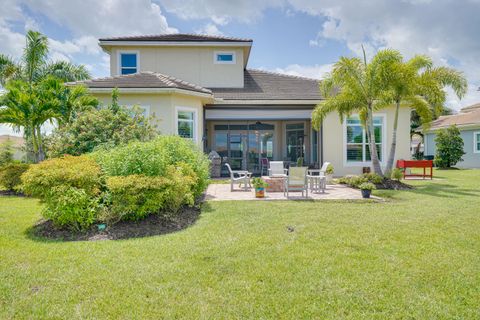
[0,30,92,162]
[312,48,402,176]
[381,56,467,174]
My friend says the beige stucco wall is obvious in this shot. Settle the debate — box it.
[93,92,205,149]
[322,106,411,176]
[109,46,244,88]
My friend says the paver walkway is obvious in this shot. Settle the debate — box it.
[205,183,379,201]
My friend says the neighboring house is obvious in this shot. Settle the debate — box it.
[0,135,25,161]
[70,34,411,176]
[424,103,480,168]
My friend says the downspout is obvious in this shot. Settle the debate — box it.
[320,121,324,166]
[203,107,207,152]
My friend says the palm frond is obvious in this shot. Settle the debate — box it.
[23,30,49,84]
[41,61,91,82]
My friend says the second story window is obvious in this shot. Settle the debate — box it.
[120,52,138,75]
[214,51,236,64]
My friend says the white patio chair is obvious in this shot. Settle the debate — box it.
[268,161,288,177]
[284,166,308,198]
[224,163,252,191]
[319,162,332,176]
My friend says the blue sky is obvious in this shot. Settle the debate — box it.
[1,0,480,136]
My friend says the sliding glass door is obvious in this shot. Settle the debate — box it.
[213,122,274,174]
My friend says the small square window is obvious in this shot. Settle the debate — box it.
[120,53,137,75]
[214,52,235,64]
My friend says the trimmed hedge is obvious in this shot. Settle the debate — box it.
[21,155,103,230]
[0,163,30,192]
[104,165,195,222]
[93,136,210,198]
[338,173,384,188]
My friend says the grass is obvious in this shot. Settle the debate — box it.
[1,170,480,319]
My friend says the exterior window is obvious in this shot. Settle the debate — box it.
[214,52,235,64]
[346,116,383,163]
[474,132,480,153]
[120,53,137,75]
[177,109,196,139]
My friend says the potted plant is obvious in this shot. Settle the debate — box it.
[325,164,334,184]
[359,182,376,199]
[252,177,268,198]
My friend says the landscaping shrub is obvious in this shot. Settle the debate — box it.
[104,166,195,222]
[42,186,98,231]
[21,155,103,198]
[391,168,403,181]
[434,125,465,168]
[93,136,210,198]
[0,163,30,192]
[46,90,157,157]
[21,155,103,230]
[339,173,384,188]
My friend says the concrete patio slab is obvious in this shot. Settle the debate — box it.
[205,183,378,201]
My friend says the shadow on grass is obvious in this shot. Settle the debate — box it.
[25,203,211,242]
[408,182,480,198]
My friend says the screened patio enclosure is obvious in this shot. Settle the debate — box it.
[205,120,321,175]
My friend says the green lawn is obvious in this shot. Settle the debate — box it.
[1,170,480,319]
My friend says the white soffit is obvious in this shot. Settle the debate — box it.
[205,108,313,120]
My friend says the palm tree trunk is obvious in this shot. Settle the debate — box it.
[35,126,45,162]
[30,125,40,163]
[367,105,383,176]
[385,101,400,175]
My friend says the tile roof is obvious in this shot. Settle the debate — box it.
[99,33,252,43]
[210,69,322,101]
[430,107,480,129]
[460,103,480,113]
[69,72,212,94]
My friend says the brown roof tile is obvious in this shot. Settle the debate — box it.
[69,72,212,94]
[430,108,480,129]
[99,33,252,43]
[210,69,322,100]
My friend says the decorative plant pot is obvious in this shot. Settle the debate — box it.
[255,187,265,198]
[326,174,334,185]
[361,189,371,199]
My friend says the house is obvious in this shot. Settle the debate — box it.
[0,135,25,161]
[71,34,411,176]
[424,103,480,168]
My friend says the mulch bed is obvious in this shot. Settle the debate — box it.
[30,205,201,242]
[0,190,25,196]
[375,179,414,190]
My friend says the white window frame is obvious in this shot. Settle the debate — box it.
[175,106,198,143]
[343,114,387,167]
[117,50,140,75]
[213,51,236,64]
[474,131,480,153]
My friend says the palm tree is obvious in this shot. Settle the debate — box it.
[312,48,402,176]
[381,56,467,174]
[0,30,92,162]
[0,31,90,86]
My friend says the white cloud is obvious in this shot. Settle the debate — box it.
[272,63,333,79]
[22,0,177,37]
[160,0,285,24]
[195,23,224,36]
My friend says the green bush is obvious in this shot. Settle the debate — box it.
[21,155,103,198]
[358,182,376,190]
[21,155,103,230]
[104,166,195,222]
[362,173,383,184]
[391,168,403,181]
[93,136,210,198]
[338,173,383,188]
[42,186,98,231]
[434,125,465,168]
[0,163,30,191]
[46,105,157,158]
